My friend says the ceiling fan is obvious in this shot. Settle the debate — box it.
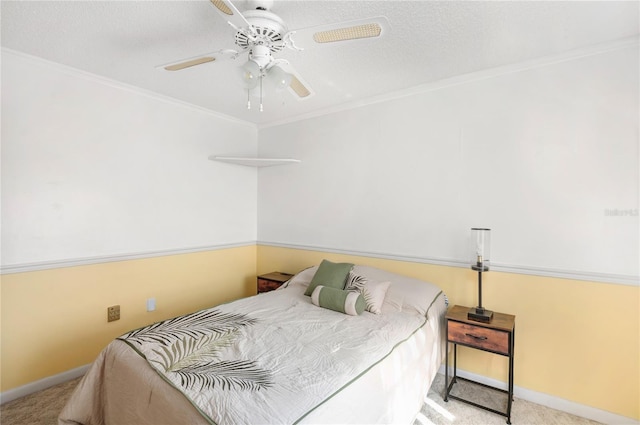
[160,0,388,111]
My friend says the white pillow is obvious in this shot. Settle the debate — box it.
[344,271,391,314]
[280,266,318,291]
[351,265,443,316]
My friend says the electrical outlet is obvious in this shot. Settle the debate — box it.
[107,305,120,322]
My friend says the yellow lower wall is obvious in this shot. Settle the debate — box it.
[258,245,640,420]
[0,245,256,392]
[2,243,638,420]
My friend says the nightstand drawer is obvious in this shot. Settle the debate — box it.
[448,321,509,355]
[257,278,284,293]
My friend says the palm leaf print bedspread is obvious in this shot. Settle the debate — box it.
[118,286,429,424]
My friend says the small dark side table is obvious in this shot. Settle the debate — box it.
[444,305,516,424]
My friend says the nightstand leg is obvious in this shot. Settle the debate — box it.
[444,343,458,402]
[506,327,515,424]
[444,341,449,402]
[453,344,457,383]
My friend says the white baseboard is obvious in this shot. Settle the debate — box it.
[0,364,89,405]
[437,366,639,425]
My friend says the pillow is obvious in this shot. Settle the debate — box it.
[280,266,318,291]
[311,285,365,316]
[351,265,443,316]
[304,259,354,296]
[344,271,391,314]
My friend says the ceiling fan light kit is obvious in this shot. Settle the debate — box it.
[239,45,292,111]
[160,0,387,112]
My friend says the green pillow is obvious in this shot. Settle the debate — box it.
[310,285,365,316]
[304,259,354,296]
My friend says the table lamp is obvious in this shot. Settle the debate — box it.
[468,227,493,323]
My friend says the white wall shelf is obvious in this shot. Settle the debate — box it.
[209,156,301,167]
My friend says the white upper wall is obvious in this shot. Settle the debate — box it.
[3,41,638,284]
[1,50,259,268]
[257,43,639,283]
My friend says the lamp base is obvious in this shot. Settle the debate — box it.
[468,307,493,323]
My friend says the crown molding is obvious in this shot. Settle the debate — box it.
[258,35,640,129]
[1,48,256,129]
[210,156,301,167]
[4,35,637,132]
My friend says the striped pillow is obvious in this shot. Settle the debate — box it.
[344,272,391,314]
[310,285,365,316]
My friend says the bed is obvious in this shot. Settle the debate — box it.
[59,263,448,425]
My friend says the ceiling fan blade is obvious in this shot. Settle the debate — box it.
[289,74,312,98]
[276,63,313,99]
[163,56,216,71]
[157,49,238,71]
[209,0,250,30]
[290,16,389,47]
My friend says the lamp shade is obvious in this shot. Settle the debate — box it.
[267,65,292,91]
[470,228,491,271]
[239,60,261,90]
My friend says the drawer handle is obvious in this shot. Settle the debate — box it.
[465,333,487,341]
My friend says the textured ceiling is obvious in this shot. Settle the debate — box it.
[2,1,638,126]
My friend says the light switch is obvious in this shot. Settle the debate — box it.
[146,298,156,312]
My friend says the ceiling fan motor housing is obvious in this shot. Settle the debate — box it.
[248,45,273,69]
[246,0,274,11]
[235,9,287,53]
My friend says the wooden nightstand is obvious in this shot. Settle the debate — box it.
[444,305,516,424]
[257,272,294,293]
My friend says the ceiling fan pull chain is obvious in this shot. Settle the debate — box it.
[259,74,264,112]
[247,89,251,110]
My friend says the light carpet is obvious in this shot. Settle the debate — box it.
[417,374,601,425]
[1,373,601,425]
